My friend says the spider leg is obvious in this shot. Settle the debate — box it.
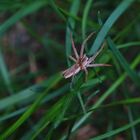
[70,32,79,59]
[80,32,96,57]
[88,43,105,63]
[87,63,112,67]
[69,55,77,62]
[83,67,88,81]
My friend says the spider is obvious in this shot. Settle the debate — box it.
[62,32,111,80]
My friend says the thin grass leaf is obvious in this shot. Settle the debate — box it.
[114,14,140,42]
[107,37,140,87]
[77,91,86,114]
[49,0,67,22]
[28,93,74,140]
[24,76,104,139]
[0,84,68,124]
[0,0,47,36]
[65,0,80,66]
[72,55,140,131]
[118,41,140,49]
[90,118,140,140]
[92,97,140,110]
[80,76,105,88]
[0,80,68,111]
[0,108,26,122]
[0,73,62,139]
[58,6,99,29]
[82,0,94,39]
[0,47,13,94]
[89,0,134,55]
[127,108,138,140]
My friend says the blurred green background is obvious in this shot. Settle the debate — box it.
[0,0,140,139]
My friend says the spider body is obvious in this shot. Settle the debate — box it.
[62,32,111,80]
[63,55,89,78]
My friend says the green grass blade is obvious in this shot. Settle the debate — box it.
[0,73,62,139]
[0,108,26,122]
[107,37,140,87]
[0,83,67,111]
[0,0,47,36]
[26,93,74,139]
[118,41,140,49]
[72,55,140,131]
[0,85,68,123]
[0,47,13,94]
[89,0,134,55]
[82,0,94,39]
[65,0,80,66]
[90,118,140,140]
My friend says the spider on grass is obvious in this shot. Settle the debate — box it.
[62,32,111,80]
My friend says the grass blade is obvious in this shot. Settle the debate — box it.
[65,0,80,66]
[90,118,140,140]
[82,0,94,39]
[0,73,62,139]
[72,55,140,131]
[0,47,13,94]
[0,0,47,36]
[89,0,134,55]
[107,37,140,87]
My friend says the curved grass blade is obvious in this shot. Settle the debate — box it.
[72,55,140,131]
[0,84,68,123]
[0,0,47,36]
[118,41,140,49]
[107,37,140,87]
[0,73,62,139]
[90,118,140,140]
[65,0,80,66]
[82,0,94,39]
[89,0,134,55]
[0,47,13,94]
[26,93,74,140]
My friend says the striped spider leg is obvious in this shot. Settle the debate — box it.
[62,32,111,80]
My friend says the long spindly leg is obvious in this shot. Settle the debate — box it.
[69,55,77,62]
[70,33,79,59]
[87,63,112,67]
[80,32,96,58]
[83,67,88,81]
[88,43,105,63]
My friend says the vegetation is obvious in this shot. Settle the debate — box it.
[0,0,140,139]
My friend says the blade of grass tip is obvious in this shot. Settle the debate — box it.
[30,98,64,140]
[114,14,140,42]
[107,37,140,88]
[0,84,68,123]
[88,0,134,56]
[28,93,74,140]
[94,97,140,110]
[90,118,140,140]
[91,55,140,108]
[82,0,94,40]
[0,108,26,122]
[65,0,80,66]
[127,108,138,140]
[77,92,86,114]
[49,0,67,22]
[72,55,140,132]
[0,47,13,94]
[0,0,47,36]
[0,87,35,110]
[118,41,140,49]
[0,82,67,111]
[58,6,99,30]
[0,73,61,110]
[0,73,62,139]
